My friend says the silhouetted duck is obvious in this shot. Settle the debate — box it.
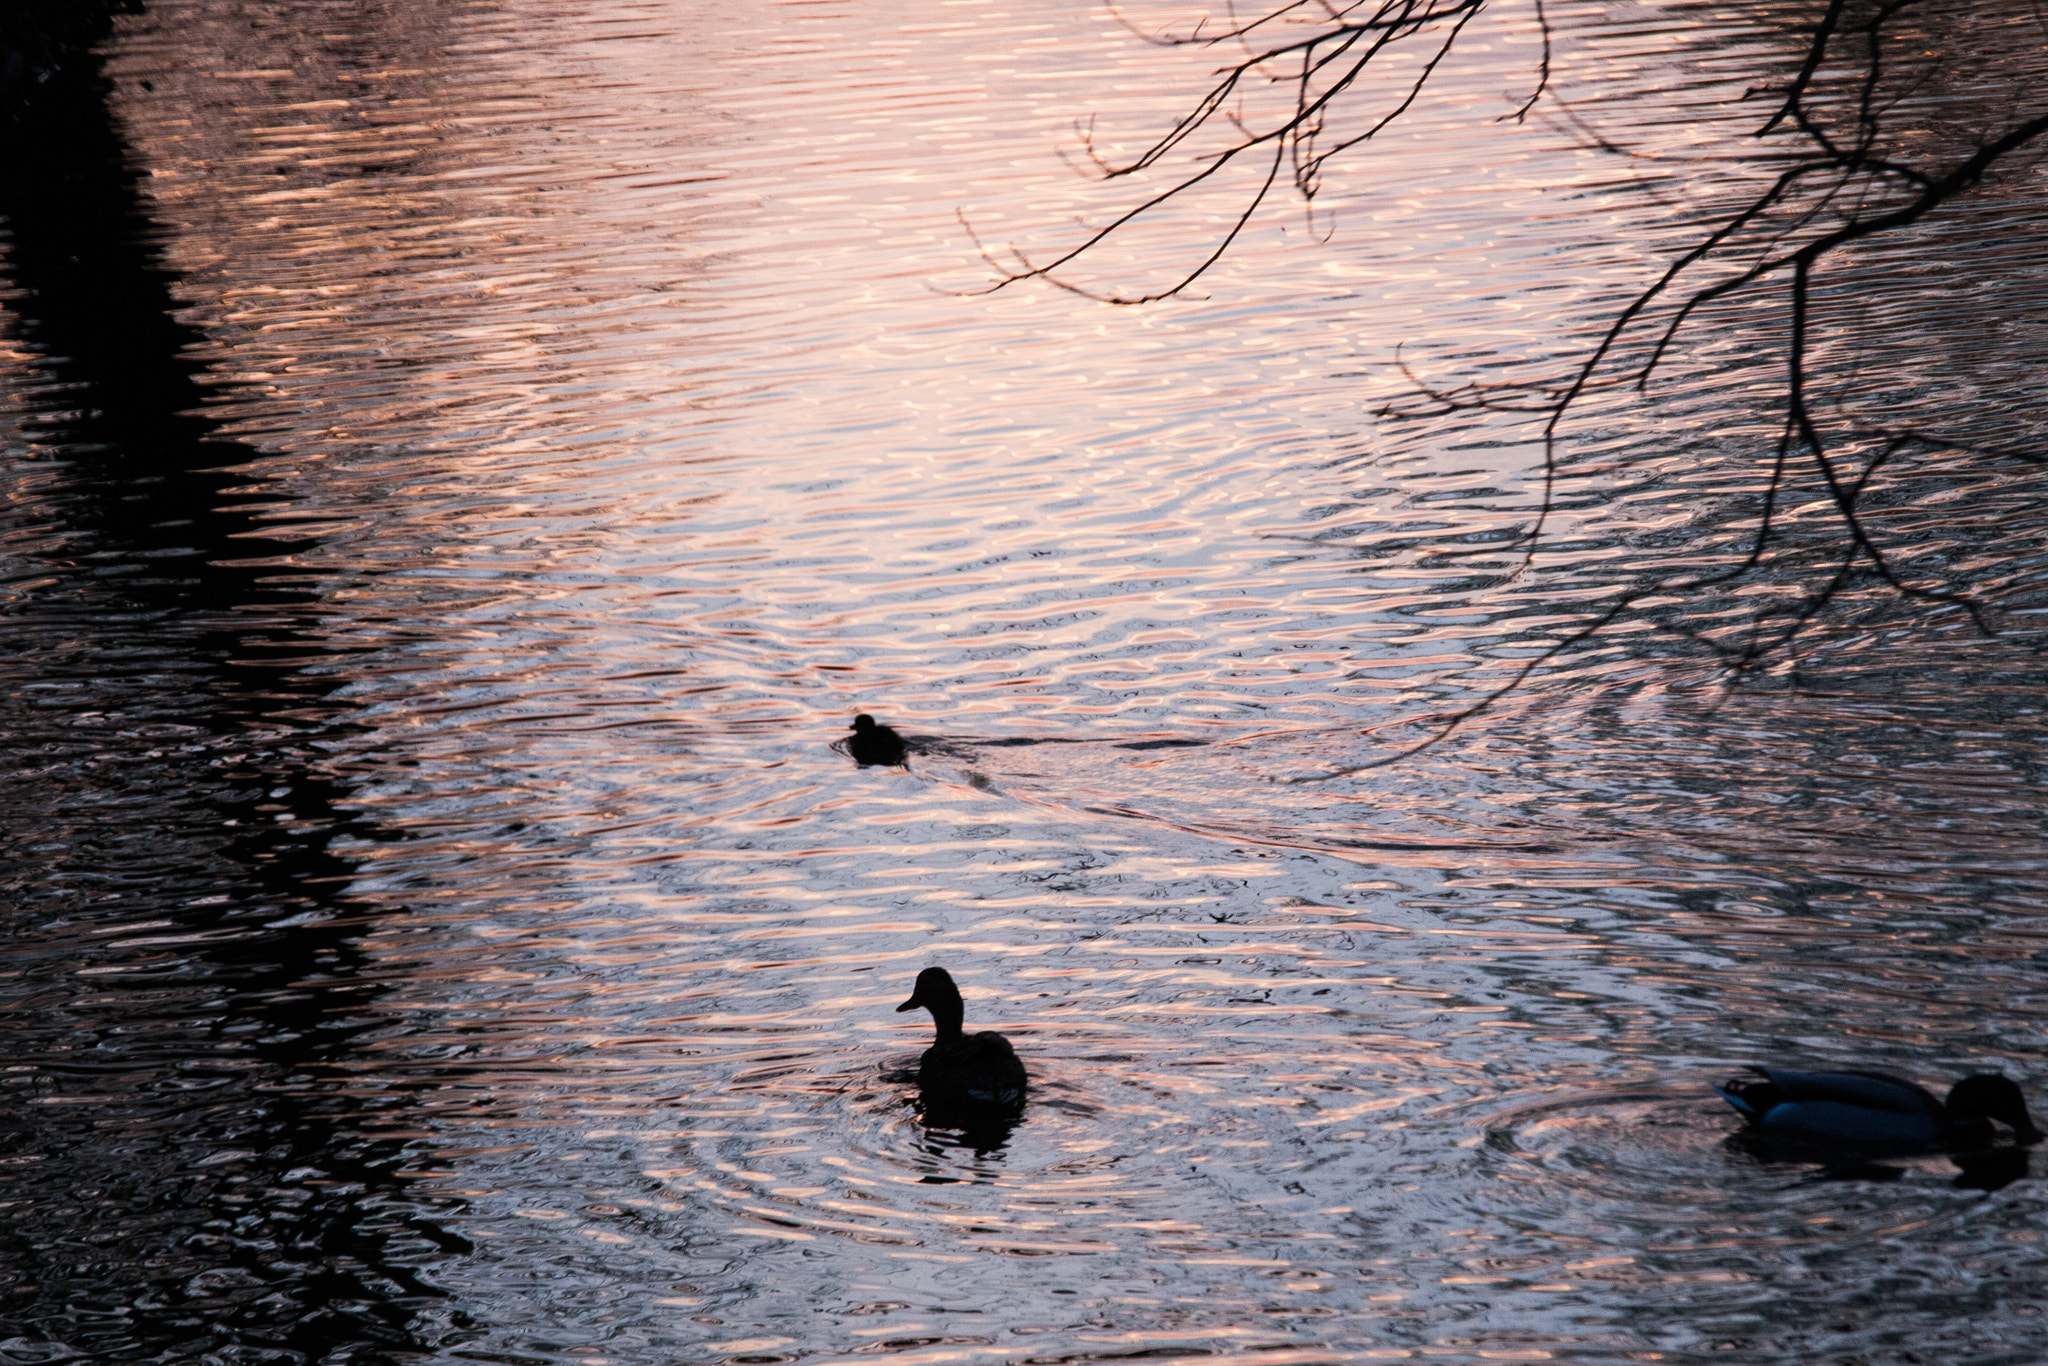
[1718,1066,2042,1151]
[896,967,1026,1109]
[848,713,907,767]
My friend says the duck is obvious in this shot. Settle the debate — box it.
[895,966,1027,1109]
[1717,1065,2042,1151]
[848,713,908,767]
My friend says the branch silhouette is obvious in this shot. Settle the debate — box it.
[969,1,2048,759]
[962,0,1496,304]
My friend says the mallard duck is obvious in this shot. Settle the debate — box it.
[1717,1066,2042,1151]
[848,713,907,767]
[895,966,1026,1109]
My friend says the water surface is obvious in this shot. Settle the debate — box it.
[5,1,2047,1363]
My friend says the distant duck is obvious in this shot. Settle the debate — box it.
[848,713,908,767]
[896,967,1027,1109]
[1717,1066,2042,1151]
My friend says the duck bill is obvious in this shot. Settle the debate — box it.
[895,993,922,1013]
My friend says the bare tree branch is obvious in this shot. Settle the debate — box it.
[971,1,2048,760]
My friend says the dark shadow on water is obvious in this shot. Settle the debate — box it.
[1726,1134,2034,1193]
[1,9,460,1361]
[1950,1148,2031,1192]
[914,1095,1024,1159]
[882,1068,1024,1160]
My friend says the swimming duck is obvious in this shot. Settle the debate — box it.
[848,713,908,767]
[896,966,1027,1109]
[1717,1066,2042,1151]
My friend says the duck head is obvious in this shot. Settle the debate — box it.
[897,966,964,1040]
[851,714,880,734]
[1947,1075,2043,1144]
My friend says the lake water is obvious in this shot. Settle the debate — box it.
[5,1,2047,1363]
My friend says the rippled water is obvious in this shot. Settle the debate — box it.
[5,0,2048,1362]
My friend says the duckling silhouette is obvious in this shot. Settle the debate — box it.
[896,967,1026,1110]
[848,713,907,767]
[1717,1066,2042,1152]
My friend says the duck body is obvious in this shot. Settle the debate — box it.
[848,713,908,767]
[1717,1066,2041,1152]
[917,1032,1028,1109]
[897,967,1026,1110]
